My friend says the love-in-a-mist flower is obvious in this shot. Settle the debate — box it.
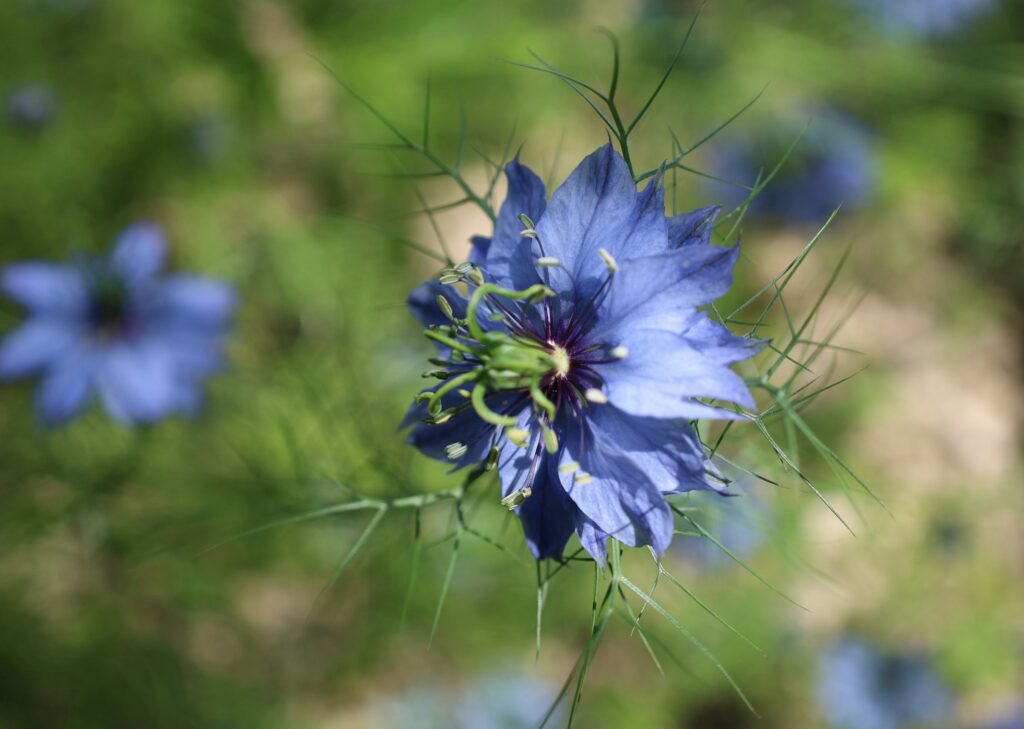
[846,0,997,38]
[0,223,235,426]
[817,636,952,729]
[709,109,875,225]
[403,144,763,561]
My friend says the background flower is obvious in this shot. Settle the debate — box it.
[816,635,952,729]
[0,223,235,426]
[706,109,876,226]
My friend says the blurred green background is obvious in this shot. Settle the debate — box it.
[0,0,1021,727]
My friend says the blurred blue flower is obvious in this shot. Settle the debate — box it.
[817,636,953,729]
[6,83,58,132]
[0,223,235,426]
[672,479,769,569]
[455,671,563,729]
[708,110,875,226]
[845,0,998,38]
[404,144,763,562]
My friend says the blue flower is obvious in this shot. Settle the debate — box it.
[708,110,875,226]
[817,636,953,729]
[845,0,997,38]
[0,223,236,426]
[404,145,762,562]
[5,83,58,132]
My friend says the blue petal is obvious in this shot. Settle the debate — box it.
[598,328,755,419]
[0,318,82,378]
[535,145,671,300]
[151,330,226,379]
[516,456,578,560]
[404,389,523,472]
[576,517,609,565]
[667,205,719,248]
[36,348,95,426]
[586,404,722,494]
[494,408,578,560]
[591,244,741,339]
[558,419,674,554]
[1,262,88,316]
[483,159,547,290]
[407,279,468,329]
[152,275,236,330]
[111,223,167,285]
[468,235,490,268]
[683,316,766,365]
[95,342,179,424]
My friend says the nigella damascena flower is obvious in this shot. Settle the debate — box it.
[817,636,952,729]
[709,110,875,226]
[0,223,235,426]
[846,0,997,38]
[403,144,763,562]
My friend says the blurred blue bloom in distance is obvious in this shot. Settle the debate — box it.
[5,83,58,132]
[454,671,563,729]
[846,0,998,37]
[709,110,876,226]
[817,636,953,729]
[404,144,763,562]
[0,223,235,426]
[672,478,769,569]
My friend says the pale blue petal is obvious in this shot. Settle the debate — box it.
[1,262,88,316]
[153,275,236,330]
[96,342,179,424]
[683,316,766,365]
[0,318,82,378]
[599,328,755,418]
[558,421,674,554]
[111,223,167,284]
[576,517,609,565]
[586,404,721,494]
[36,349,95,425]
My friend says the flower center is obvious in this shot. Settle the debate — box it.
[548,344,570,378]
[87,277,130,339]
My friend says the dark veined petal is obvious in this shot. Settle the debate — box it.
[516,456,579,560]
[536,145,670,299]
[585,404,722,495]
[95,341,180,424]
[558,419,674,554]
[1,262,88,316]
[483,158,548,290]
[0,318,82,378]
[495,408,578,560]
[599,328,755,419]
[404,389,524,473]
[667,205,720,248]
[110,223,167,285]
[35,345,96,426]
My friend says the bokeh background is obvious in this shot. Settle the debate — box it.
[1,0,1022,727]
